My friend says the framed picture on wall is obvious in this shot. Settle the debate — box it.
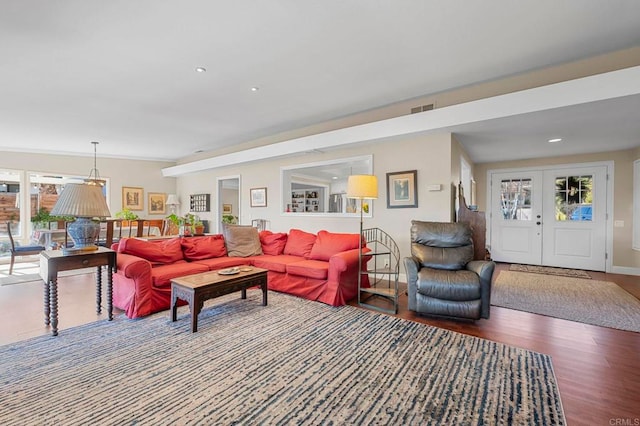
[122,186,144,211]
[250,187,267,207]
[386,170,418,208]
[148,192,167,215]
[223,204,232,214]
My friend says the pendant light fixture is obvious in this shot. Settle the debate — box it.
[85,141,106,186]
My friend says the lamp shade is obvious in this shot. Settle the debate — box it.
[50,183,111,218]
[347,175,378,199]
[166,194,180,206]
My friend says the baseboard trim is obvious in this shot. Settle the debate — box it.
[610,265,640,276]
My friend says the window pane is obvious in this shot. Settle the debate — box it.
[555,175,593,221]
[0,171,21,252]
[500,178,532,220]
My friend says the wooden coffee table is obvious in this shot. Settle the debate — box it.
[170,267,268,332]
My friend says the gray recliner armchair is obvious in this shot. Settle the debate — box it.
[404,220,495,320]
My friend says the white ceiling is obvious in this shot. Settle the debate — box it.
[1,1,639,163]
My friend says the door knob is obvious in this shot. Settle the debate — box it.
[536,221,541,225]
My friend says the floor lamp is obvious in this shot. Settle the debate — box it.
[347,175,378,297]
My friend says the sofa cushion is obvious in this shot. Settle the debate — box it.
[283,229,317,259]
[286,259,329,280]
[151,261,209,289]
[118,237,184,264]
[251,255,305,273]
[223,225,263,257]
[181,235,227,260]
[259,230,288,256]
[309,230,361,261]
[191,256,250,271]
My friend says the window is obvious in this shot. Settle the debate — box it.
[499,178,532,220]
[554,175,593,221]
[0,170,22,240]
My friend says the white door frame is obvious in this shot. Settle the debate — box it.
[486,160,614,272]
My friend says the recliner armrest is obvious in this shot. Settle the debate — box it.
[403,257,420,311]
[466,260,495,319]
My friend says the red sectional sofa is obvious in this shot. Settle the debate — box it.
[112,228,370,318]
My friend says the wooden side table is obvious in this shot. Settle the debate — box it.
[39,247,117,336]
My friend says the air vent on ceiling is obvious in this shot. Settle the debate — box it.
[410,103,435,114]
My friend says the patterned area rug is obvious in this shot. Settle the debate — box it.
[509,264,591,279]
[0,292,565,425]
[493,271,640,332]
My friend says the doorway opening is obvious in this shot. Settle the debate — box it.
[216,175,240,234]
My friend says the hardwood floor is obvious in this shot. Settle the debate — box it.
[0,261,638,425]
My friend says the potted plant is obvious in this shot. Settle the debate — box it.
[31,207,74,229]
[222,214,237,225]
[166,213,200,236]
[193,220,205,235]
[115,208,139,221]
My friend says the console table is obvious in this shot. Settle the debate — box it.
[39,247,116,336]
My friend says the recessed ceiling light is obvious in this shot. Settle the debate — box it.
[548,138,562,143]
[195,67,207,73]
[250,87,259,92]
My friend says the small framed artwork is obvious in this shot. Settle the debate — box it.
[223,204,233,214]
[387,170,418,208]
[250,187,267,207]
[122,186,144,211]
[148,192,167,215]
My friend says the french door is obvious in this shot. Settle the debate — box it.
[490,164,608,271]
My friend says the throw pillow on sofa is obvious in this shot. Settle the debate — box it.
[223,224,263,257]
[283,229,317,258]
[309,230,361,261]
[259,230,288,256]
[118,237,184,264]
[181,235,227,260]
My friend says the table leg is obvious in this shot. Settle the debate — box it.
[107,265,113,321]
[241,288,247,299]
[43,279,50,326]
[191,298,204,333]
[50,278,58,336]
[262,280,268,306]
[96,265,102,314]
[190,298,197,333]
[171,289,178,322]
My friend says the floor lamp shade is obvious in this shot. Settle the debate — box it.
[347,175,378,199]
[50,183,111,251]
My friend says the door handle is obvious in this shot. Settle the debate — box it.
[536,221,541,225]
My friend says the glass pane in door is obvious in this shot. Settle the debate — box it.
[0,170,21,240]
[499,178,532,220]
[554,175,593,221]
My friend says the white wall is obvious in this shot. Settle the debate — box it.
[176,132,460,268]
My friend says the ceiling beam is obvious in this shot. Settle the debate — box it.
[162,66,640,177]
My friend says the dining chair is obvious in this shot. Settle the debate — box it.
[6,221,46,274]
